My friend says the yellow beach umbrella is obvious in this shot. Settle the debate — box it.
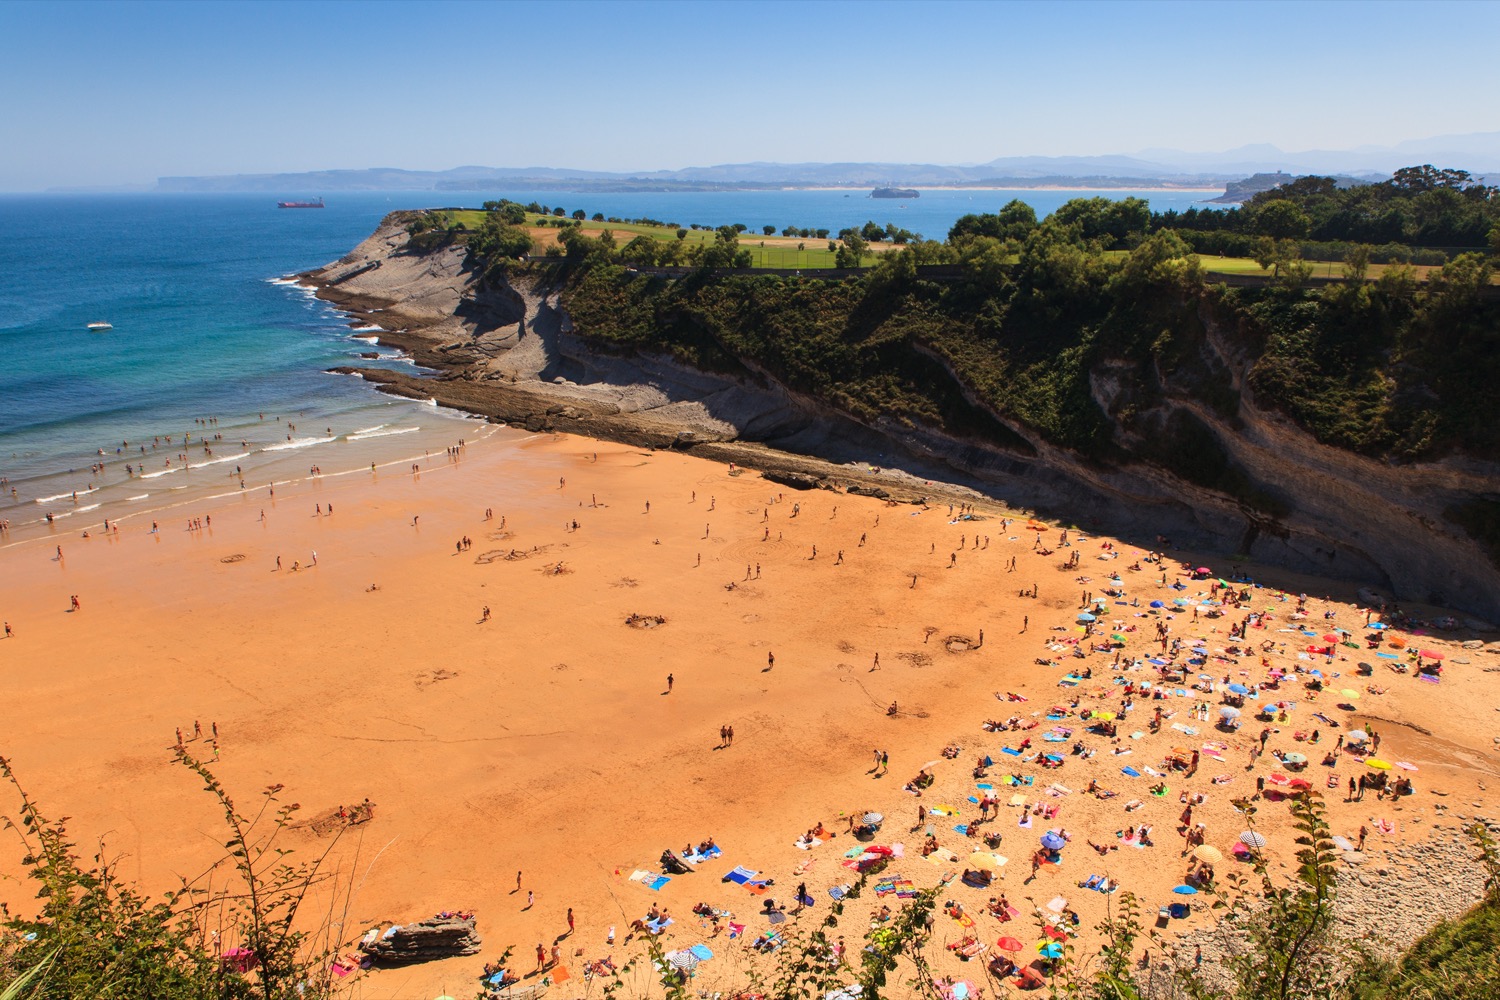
[1339,689,1360,700]
[968,851,1006,870]
[1093,711,1116,721]
[1366,759,1393,770]
[1192,845,1224,863]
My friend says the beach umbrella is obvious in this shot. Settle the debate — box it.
[1043,925,1069,941]
[1368,622,1387,630]
[1346,730,1368,743]
[1282,752,1307,764]
[1309,669,1324,678]
[1150,601,1165,608]
[1040,832,1067,851]
[1219,706,1241,719]
[669,951,700,972]
[1339,689,1360,700]
[1173,598,1190,607]
[996,936,1024,952]
[1419,649,1444,661]
[1038,942,1064,959]
[1077,612,1096,622]
[1192,845,1224,863]
[1366,759,1392,770]
[1288,778,1312,790]
[1396,761,1418,771]
[1093,710,1116,721]
[863,812,884,825]
[1228,683,1250,694]
[1386,636,1406,648]
[1172,885,1198,895]
[968,851,1003,871]
[1238,831,1267,849]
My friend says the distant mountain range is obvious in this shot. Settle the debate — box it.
[146,131,1500,196]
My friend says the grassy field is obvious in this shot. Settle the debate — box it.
[440,209,888,268]
[438,209,1492,280]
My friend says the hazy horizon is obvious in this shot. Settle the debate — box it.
[3,0,1498,192]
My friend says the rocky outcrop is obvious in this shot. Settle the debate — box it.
[359,915,482,963]
[302,214,1500,622]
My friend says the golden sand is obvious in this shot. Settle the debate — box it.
[2,430,1495,998]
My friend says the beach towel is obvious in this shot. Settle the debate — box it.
[954,824,969,835]
[1009,793,1028,807]
[1001,747,1022,756]
[690,944,714,961]
[1121,766,1141,777]
[551,965,572,985]
[728,922,746,939]
[794,837,823,850]
[646,917,674,933]
[976,782,994,790]
[766,911,786,924]
[829,884,851,900]
[646,876,670,891]
[723,866,759,884]
[930,805,958,816]
[1018,814,1033,829]
[684,845,723,864]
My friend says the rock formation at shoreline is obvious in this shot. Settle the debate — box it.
[302,214,1500,622]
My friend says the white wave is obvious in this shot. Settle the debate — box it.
[346,426,420,442]
[350,335,380,343]
[47,511,72,519]
[34,488,96,503]
[126,494,149,501]
[350,325,382,333]
[76,503,100,512]
[139,467,181,480]
[267,276,302,286]
[186,451,251,470]
[261,435,337,453]
[352,424,386,435]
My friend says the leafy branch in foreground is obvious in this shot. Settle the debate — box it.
[0,753,351,1000]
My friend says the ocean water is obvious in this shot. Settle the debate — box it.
[0,188,1221,543]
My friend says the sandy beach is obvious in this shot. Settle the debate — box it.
[2,429,1497,998]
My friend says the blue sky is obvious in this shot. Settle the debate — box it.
[1,0,1497,190]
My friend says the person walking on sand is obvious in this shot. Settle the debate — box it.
[767,652,775,670]
[516,871,523,892]
[527,890,534,909]
[666,673,674,693]
[535,943,546,972]
[567,907,575,935]
[726,725,734,746]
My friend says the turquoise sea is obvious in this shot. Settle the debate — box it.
[0,187,1220,542]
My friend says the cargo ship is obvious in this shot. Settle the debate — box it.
[277,197,325,209]
[871,187,919,199]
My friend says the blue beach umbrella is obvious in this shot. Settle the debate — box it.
[1038,942,1063,959]
[1172,885,1198,895]
[1077,612,1096,622]
[1150,601,1165,609]
[1228,683,1250,694]
[1040,832,1066,851]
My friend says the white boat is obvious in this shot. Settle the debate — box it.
[86,321,113,331]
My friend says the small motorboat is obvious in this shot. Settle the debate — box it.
[86,321,113,331]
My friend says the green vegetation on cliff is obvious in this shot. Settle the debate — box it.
[547,209,1499,471]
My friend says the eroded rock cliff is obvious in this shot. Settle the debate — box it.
[303,214,1500,622]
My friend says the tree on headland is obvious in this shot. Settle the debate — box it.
[763,225,776,236]
[572,209,586,220]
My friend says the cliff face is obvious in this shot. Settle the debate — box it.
[303,215,1500,623]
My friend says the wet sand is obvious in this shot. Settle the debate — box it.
[2,430,1497,998]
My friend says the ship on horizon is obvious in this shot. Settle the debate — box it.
[277,197,325,209]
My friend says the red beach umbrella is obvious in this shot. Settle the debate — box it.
[997,936,1025,952]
